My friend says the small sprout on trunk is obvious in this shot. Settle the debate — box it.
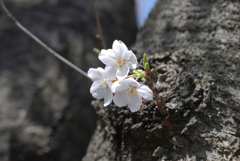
[133,69,147,79]
[93,48,100,54]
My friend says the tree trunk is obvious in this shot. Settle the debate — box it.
[83,0,240,160]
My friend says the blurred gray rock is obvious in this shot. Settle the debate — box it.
[0,0,137,160]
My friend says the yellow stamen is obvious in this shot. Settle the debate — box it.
[115,57,125,66]
[127,87,137,97]
[100,83,106,88]
[98,80,107,88]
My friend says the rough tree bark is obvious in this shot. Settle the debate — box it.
[83,0,240,160]
[0,0,137,160]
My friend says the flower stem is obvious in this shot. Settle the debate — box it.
[146,76,165,116]
[91,0,107,50]
[125,75,135,79]
[146,71,174,134]
[0,0,92,82]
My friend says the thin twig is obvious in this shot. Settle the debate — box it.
[91,0,107,49]
[146,71,174,134]
[176,55,181,66]
[146,77,165,116]
[0,0,92,82]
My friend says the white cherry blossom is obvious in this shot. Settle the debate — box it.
[111,78,153,112]
[87,67,113,106]
[99,40,138,79]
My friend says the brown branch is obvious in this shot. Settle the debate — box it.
[0,0,92,82]
[146,71,174,134]
[91,0,107,49]
[146,77,166,116]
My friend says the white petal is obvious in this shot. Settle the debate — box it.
[99,49,116,66]
[127,93,142,112]
[112,40,128,58]
[137,84,153,100]
[104,87,113,106]
[87,68,104,81]
[113,91,128,107]
[111,81,121,93]
[90,81,105,99]
[103,66,118,79]
[116,65,129,79]
[125,51,138,69]
[124,78,140,88]
[105,80,113,89]
[92,88,105,99]
[112,80,129,93]
[90,81,101,94]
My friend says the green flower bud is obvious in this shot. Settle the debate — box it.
[145,63,150,70]
[143,53,147,66]
[151,69,154,73]
[133,69,147,78]
[93,48,100,54]
[143,53,149,66]
[96,34,100,39]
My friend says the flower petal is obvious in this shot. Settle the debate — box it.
[112,80,129,93]
[92,88,105,99]
[125,51,138,69]
[137,84,153,100]
[90,81,105,99]
[104,87,113,106]
[111,81,121,93]
[113,91,128,107]
[112,40,128,58]
[127,93,142,112]
[103,66,118,79]
[87,67,104,81]
[90,81,101,94]
[99,49,116,66]
[124,78,140,88]
[116,65,129,79]
[105,80,113,89]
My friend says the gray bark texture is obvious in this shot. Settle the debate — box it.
[0,0,137,160]
[83,0,240,161]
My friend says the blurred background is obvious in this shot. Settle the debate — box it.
[0,0,156,160]
[135,0,157,28]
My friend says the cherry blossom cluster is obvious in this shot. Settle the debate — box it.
[87,40,153,112]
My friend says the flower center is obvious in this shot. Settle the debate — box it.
[115,57,125,66]
[127,87,137,97]
[98,80,107,88]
